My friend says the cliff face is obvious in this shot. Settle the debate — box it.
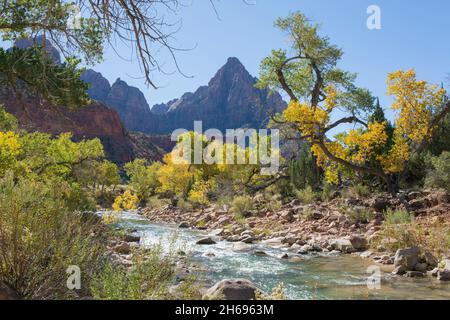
[82,57,287,135]
[1,96,132,163]
[150,57,286,133]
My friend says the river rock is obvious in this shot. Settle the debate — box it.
[371,197,389,212]
[437,270,450,281]
[440,259,450,271]
[0,282,19,300]
[203,279,260,300]
[330,239,355,253]
[422,251,438,269]
[196,237,216,245]
[209,228,224,236]
[350,235,368,251]
[280,210,294,222]
[414,263,428,273]
[394,246,420,271]
[240,236,255,244]
[113,242,131,254]
[392,265,407,275]
[261,237,285,246]
[405,271,425,278]
[123,234,140,242]
[254,250,268,257]
[280,253,289,259]
[297,244,313,254]
[232,242,251,252]
[178,222,190,229]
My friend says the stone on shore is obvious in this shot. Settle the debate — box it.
[394,246,420,271]
[203,279,260,300]
[196,237,216,245]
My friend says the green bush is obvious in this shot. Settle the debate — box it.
[350,183,370,198]
[384,209,414,225]
[176,198,194,211]
[230,195,254,217]
[294,186,316,204]
[425,151,450,191]
[320,183,336,201]
[147,196,172,210]
[340,205,374,224]
[90,246,175,300]
[0,173,106,299]
[266,196,282,213]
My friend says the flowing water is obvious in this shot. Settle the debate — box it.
[116,211,450,300]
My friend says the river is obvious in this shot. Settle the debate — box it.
[116,211,450,300]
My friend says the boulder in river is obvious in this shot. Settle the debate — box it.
[394,246,420,271]
[203,279,260,300]
[178,222,190,229]
[349,235,368,251]
[437,270,450,281]
[196,237,216,245]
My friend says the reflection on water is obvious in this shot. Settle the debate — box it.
[117,211,450,300]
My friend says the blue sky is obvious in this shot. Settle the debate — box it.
[92,0,450,114]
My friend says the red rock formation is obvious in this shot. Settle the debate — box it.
[1,94,164,164]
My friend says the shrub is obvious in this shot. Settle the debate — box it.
[320,183,336,201]
[370,209,450,258]
[425,151,450,191]
[294,186,316,204]
[256,283,286,300]
[230,195,254,217]
[90,246,175,300]
[266,195,282,213]
[384,209,414,225]
[146,196,172,210]
[302,207,316,220]
[112,190,139,211]
[0,173,106,299]
[176,198,194,211]
[340,205,374,224]
[350,183,370,198]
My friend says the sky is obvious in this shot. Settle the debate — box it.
[90,0,450,115]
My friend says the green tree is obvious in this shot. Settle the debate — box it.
[125,159,162,202]
[257,11,449,194]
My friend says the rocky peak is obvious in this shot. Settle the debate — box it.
[80,69,111,102]
[13,36,61,64]
[104,78,154,132]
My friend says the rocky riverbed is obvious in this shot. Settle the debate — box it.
[107,209,450,300]
[138,189,450,285]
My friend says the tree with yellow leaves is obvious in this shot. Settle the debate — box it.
[258,12,449,194]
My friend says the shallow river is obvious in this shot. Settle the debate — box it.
[117,211,450,300]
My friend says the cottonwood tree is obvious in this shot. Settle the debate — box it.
[257,12,450,194]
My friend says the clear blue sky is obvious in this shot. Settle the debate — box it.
[92,0,449,114]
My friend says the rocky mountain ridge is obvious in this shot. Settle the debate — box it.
[82,57,287,134]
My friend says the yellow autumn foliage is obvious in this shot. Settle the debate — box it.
[284,70,447,185]
[112,190,139,212]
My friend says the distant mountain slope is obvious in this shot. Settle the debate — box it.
[82,57,287,135]
[1,39,165,165]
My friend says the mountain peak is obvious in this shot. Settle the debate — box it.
[225,56,244,66]
[208,57,251,88]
